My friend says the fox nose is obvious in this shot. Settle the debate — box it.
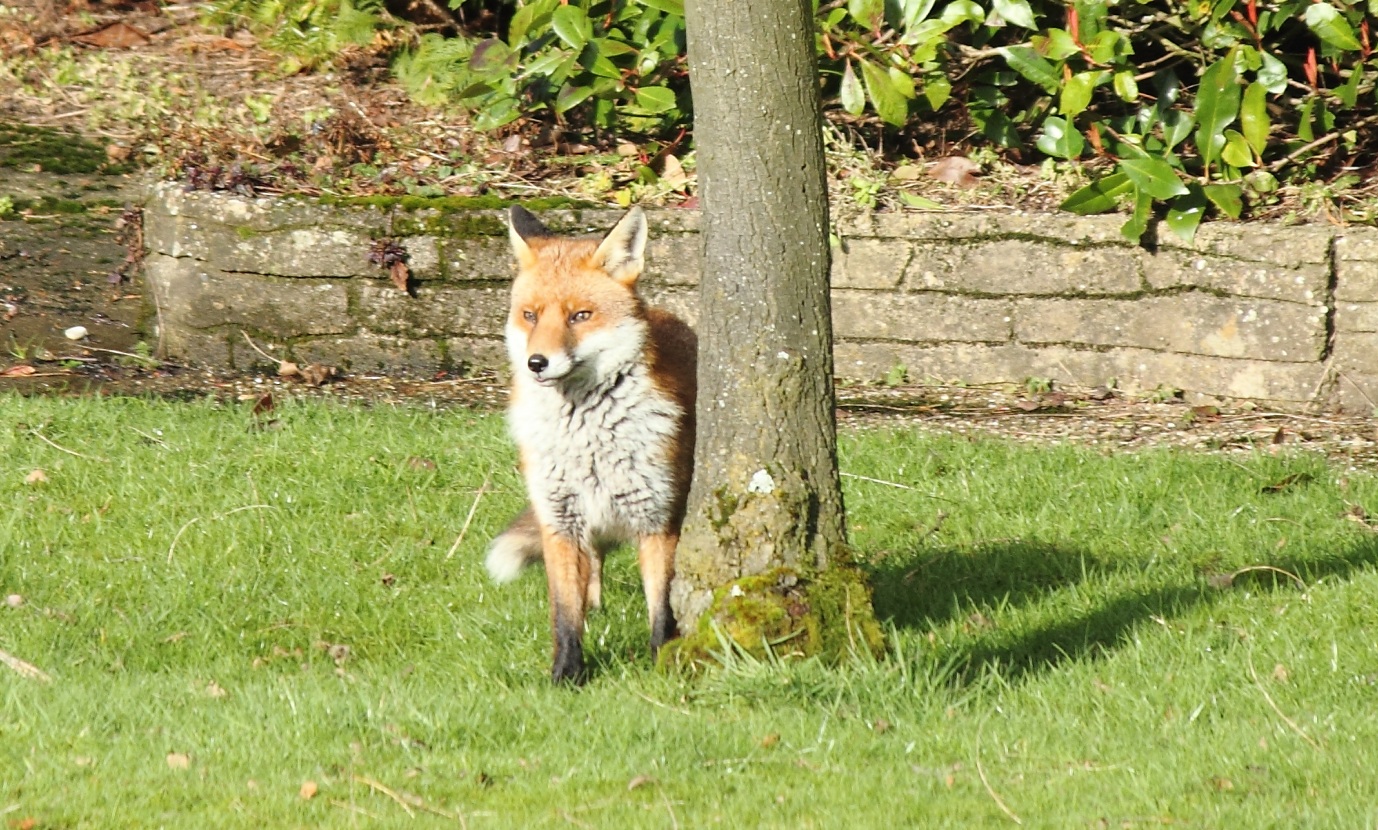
[527,354,549,374]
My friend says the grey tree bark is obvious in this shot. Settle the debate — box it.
[669,0,860,641]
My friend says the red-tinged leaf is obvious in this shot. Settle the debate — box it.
[252,393,274,416]
[300,780,319,800]
[1,365,36,377]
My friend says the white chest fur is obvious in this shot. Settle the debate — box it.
[509,366,682,545]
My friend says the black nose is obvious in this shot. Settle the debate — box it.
[527,354,548,374]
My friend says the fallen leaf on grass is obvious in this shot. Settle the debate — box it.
[251,393,274,416]
[205,680,228,699]
[9,817,38,830]
[72,21,150,49]
[760,732,780,749]
[277,361,301,378]
[299,364,337,386]
[929,156,980,187]
[167,752,191,770]
[24,469,47,485]
[5,594,23,608]
[627,775,655,791]
[2,365,36,377]
[300,780,319,800]
[0,649,50,682]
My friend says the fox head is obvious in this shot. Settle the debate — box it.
[505,205,650,391]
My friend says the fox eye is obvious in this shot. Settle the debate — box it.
[569,310,592,323]
[522,310,537,323]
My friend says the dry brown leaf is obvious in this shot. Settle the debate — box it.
[205,680,228,699]
[300,364,337,387]
[390,260,410,292]
[1271,663,1290,683]
[407,456,437,470]
[0,648,50,682]
[627,774,655,791]
[2,364,36,377]
[300,780,319,800]
[277,361,301,378]
[251,393,274,416]
[72,22,151,49]
[660,153,688,190]
[929,156,980,187]
[167,752,191,770]
[5,594,23,608]
[24,469,47,485]
[760,732,781,749]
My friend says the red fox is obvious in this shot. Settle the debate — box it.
[486,205,697,684]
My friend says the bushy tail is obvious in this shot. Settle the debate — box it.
[485,508,543,583]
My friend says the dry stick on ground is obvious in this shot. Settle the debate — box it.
[1248,654,1323,751]
[30,428,109,463]
[0,648,52,683]
[352,775,457,819]
[167,505,276,565]
[444,474,491,561]
[241,330,287,368]
[975,716,1023,825]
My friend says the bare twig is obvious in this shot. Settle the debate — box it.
[31,428,109,463]
[352,775,415,818]
[445,474,491,561]
[0,648,52,683]
[975,717,1023,825]
[1248,656,1322,751]
[240,330,285,367]
[840,471,916,490]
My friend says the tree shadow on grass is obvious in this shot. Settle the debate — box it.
[867,535,1378,685]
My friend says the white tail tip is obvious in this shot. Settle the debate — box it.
[485,533,533,583]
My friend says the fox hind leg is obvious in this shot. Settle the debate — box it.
[637,533,679,654]
[541,529,593,684]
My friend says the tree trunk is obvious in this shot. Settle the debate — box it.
[669,0,879,660]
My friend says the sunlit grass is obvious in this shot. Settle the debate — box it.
[3,395,1378,827]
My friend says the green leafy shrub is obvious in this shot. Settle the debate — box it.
[206,0,390,72]
[393,0,688,134]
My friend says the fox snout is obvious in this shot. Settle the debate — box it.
[527,354,548,374]
[523,348,575,384]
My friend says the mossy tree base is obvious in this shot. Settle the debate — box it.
[660,554,885,671]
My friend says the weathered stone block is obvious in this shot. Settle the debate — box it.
[1332,331,1378,412]
[1159,221,1333,265]
[1335,228,1378,302]
[1014,296,1325,362]
[1336,301,1378,333]
[212,226,379,278]
[445,336,510,372]
[865,211,1128,246]
[357,282,508,338]
[290,334,444,373]
[1141,249,1328,304]
[640,286,700,327]
[832,291,1010,342]
[832,238,910,289]
[904,239,1142,295]
[441,235,515,282]
[645,234,702,286]
[146,253,351,337]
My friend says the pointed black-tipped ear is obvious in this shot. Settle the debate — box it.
[508,205,551,268]
[593,206,647,285]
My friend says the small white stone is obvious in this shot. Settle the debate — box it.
[64,326,88,341]
[747,469,775,494]
[730,584,745,598]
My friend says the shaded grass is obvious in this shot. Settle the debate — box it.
[4,395,1378,827]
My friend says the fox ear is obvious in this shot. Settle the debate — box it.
[508,205,549,269]
[594,206,647,285]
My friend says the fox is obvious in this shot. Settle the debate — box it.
[485,205,697,684]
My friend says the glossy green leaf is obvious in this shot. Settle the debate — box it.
[999,45,1060,94]
[1220,129,1254,167]
[1060,171,1133,215]
[1119,156,1189,199]
[508,0,558,46]
[991,0,1037,29]
[1060,71,1105,118]
[638,0,684,15]
[555,82,595,114]
[860,59,910,125]
[941,0,985,26]
[1334,62,1363,107]
[1120,187,1153,245]
[1257,52,1287,94]
[1033,29,1080,61]
[1113,70,1139,102]
[581,44,621,79]
[551,5,592,49]
[888,66,917,99]
[1304,3,1362,51]
[899,0,938,28]
[1239,82,1269,155]
[1194,54,1241,172]
[1162,109,1195,150]
[1297,96,1316,142]
[924,73,952,110]
[1036,116,1085,159]
[633,85,677,113]
[849,0,886,29]
[898,191,944,209]
[1165,186,1209,243]
[1203,183,1244,218]
[840,61,866,116]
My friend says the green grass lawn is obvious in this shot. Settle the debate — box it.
[4,394,1378,828]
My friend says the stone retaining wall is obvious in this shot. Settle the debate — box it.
[142,182,1378,411]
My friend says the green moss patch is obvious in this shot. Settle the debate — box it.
[663,555,885,672]
[0,122,133,175]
